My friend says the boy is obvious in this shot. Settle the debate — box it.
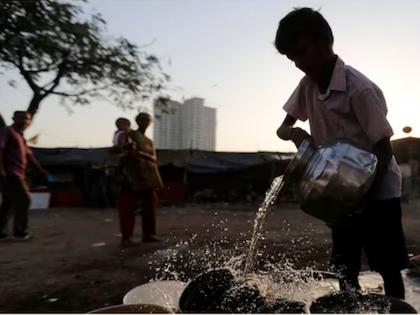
[275,8,408,299]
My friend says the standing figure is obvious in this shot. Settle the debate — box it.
[117,112,163,245]
[0,111,48,240]
[113,117,132,149]
[275,8,408,299]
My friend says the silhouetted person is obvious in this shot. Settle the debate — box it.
[0,111,48,240]
[113,117,132,148]
[275,8,408,299]
[117,113,163,246]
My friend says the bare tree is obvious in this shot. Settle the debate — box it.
[0,0,169,126]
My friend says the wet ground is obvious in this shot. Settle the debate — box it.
[0,200,420,313]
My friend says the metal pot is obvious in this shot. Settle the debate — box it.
[284,140,378,223]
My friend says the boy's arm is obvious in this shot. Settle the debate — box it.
[278,78,312,148]
[350,87,395,200]
[277,114,297,139]
[366,137,393,200]
[277,114,312,148]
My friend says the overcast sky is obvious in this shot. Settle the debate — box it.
[1,0,419,152]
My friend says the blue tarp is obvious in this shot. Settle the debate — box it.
[187,151,286,173]
[31,147,110,167]
[31,147,293,174]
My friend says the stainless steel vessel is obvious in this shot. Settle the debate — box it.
[284,140,378,223]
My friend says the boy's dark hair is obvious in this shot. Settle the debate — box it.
[274,7,333,54]
[115,117,130,128]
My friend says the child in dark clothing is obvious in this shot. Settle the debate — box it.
[112,117,131,148]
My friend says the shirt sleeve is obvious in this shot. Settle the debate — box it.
[283,77,308,122]
[351,87,393,144]
[0,128,9,149]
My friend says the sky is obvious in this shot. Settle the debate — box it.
[1,0,419,152]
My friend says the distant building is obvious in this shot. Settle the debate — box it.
[154,97,217,151]
[154,99,182,150]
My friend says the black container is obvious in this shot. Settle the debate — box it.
[179,269,235,313]
[179,269,306,313]
[310,291,417,314]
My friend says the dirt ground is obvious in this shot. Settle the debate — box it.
[1,200,420,313]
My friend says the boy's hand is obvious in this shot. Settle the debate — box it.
[277,115,312,148]
[290,127,312,148]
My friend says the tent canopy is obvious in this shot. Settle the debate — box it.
[31,147,294,174]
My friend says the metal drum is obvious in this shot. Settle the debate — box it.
[284,140,378,223]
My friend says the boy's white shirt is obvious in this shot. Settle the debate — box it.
[283,56,401,199]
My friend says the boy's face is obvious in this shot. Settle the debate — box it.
[284,38,329,80]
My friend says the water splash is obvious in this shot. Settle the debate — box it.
[146,174,411,313]
[243,175,285,275]
[146,175,341,310]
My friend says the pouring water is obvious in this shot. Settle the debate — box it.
[243,175,286,275]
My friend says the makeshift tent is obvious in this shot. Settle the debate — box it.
[30,147,294,206]
[392,137,420,164]
[31,147,110,167]
[31,147,293,173]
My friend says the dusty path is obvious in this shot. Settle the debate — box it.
[0,201,419,312]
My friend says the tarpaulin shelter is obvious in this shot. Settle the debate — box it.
[392,137,420,165]
[32,147,293,171]
[30,147,110,167]
[30,147,293,206]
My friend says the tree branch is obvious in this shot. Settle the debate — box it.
[38,60,69,98]
[46,84,110,97]
[17,55,40,93]
[26,66,59,74]
[43,65,65,94]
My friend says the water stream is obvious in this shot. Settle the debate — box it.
[243,175,285,275]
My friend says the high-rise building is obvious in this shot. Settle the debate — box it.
[153,99,182,150]
[153,97,216,151]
